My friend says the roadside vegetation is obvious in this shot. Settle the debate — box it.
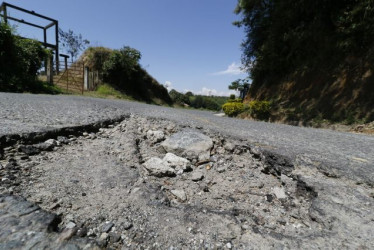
[0,22,61,94]
[234,0,374,125]
[168,89,228,111]
[80,46,172,105]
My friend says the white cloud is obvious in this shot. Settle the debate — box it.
[164,81,173,92]
[212,62,245,76]
[196,87,239,97]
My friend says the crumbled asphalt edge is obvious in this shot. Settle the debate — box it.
[0,114,320,248]
[0,113,319,202]
[0,114,130,152]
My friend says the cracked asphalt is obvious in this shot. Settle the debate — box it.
[0,92,373,185]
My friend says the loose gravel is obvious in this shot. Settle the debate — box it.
[1,115,373,249]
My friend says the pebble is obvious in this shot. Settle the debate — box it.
[99,232,108,241]
[102,222,114,233]
[191,171,204,182]
[65,221,76,229]
[226,242,232,249]
[171,189,187,202]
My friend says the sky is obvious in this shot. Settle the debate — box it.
[2,0,248,96]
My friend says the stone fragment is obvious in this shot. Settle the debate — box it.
[216,166,226,173]
[65,221,76,229]
[45,139,59,146]
[18,145,40,155]
[123,222,133,230]
[34,142,54,151]
[99,232,109,241]
[171,189,187,202]
[143,157,176,177]
[191,171,204,182]
[272,187,287,199]
[109,232,121,243]
[147,130,165,143]
[57,228,78,242]
[76,227,88,237]
[102,222,114,233]
[163,153,191,172]
[224,142,235,152]
[198,152,211,162]
[57,136,70,144]
[161,129,213,156]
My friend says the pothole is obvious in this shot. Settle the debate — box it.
[0,115,321,249]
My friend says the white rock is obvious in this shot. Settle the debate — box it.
[45,139,59,146]
[99,232,108,241]
[272,186,287,199]
[161,129,213,156]
[224,142,235,152]
[147,130,165,143]
[65,221,76,229]
[171,189,187,202]
[163,153,191,172]
[198,152,210,162]
[143,157,176,177]
[191,171,204,182]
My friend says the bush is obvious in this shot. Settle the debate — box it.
[0,22,49,92]
[81,47,112,71]
[249,100,271,120]
[222,102,244,117]
[79,46,172,104]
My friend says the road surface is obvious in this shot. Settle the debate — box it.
[0,92,373,185]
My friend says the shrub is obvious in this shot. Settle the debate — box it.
[81,47,112,71]
[0,22,49,92]
[222,102,244,117]
[249,100,271,120]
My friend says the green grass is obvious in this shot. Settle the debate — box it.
[82,83,134,100]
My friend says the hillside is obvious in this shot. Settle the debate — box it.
[236,0,374,125]
[245,62,374,124]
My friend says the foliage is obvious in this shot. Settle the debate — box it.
[227,98,243,103]
[248,100,271,120]
[102,46,142,90]
[169,89,228,111]
[229,94,236,100]
[79,46,172,104]
[59,28,90,62]
[169,89,190,105]
[222,101,244,117]
[81,47,112,71]
[228,78,250,91]
[234,0,374,88]
[0,22,52,93]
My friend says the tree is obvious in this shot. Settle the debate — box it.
[229,78,250,100]
[234,0,374,87]
[59,29,89,62]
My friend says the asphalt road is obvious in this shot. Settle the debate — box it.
[1,92,373,185]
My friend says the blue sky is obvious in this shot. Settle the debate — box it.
[3,0,247,96]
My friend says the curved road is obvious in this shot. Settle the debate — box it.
[0,93,373,185]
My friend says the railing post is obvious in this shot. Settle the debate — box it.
[46,53,53,84]
[82,63,84,94]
